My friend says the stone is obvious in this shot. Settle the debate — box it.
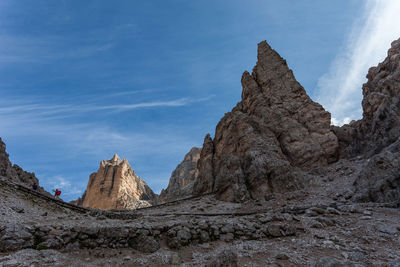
[159,147,201,202]
[220,233,234,242]
[207,249,238,267]
[74,154,157,210]
[128,235,160,253]
[220,224,234,234]
[311,256,345,267]
[275,253,289,260]
[193,40,338,202]
[267,224,283,237]
[170,253,181,265]
[200,231,210,243]
[176,228,192,246]
[377,225,398,235]
[0,224,34,252]
[348,252,365,262]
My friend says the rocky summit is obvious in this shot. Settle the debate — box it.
[159,147,201,202]
[1,38,400,266]
[73,154,157,210]
[193,41,339,202]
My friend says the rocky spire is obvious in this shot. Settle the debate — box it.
[193,40,339,202]
[159,147,201,202]
[76,155,158,210]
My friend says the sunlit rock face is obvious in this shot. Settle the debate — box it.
[333,37,400,158]
[159,147,201,202]
[193,41,339,202]
[77,154,157,210]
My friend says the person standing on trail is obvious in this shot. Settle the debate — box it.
[53,189,61,198]
[32,182,38,190]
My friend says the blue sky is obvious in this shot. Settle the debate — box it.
[1,0,399,201]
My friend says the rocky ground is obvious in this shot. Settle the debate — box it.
[1,156,400,267]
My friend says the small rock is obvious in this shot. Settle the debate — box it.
[363,210,372,216]
[11,207,24,213]
[220,233,234,242]
[123,256,132,261]
[170,253,181,265]
[275,253,289,260]
[207,249,238,267]
[377,225,398,235]
[326,207,341,215]
[267,224,282,237]
[360,216,371,220]
[348,252,364,262]
[312,256,344,267]
[200,231,210,243]
[129,235,160,253]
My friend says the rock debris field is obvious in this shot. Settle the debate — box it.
[1,157,400,267]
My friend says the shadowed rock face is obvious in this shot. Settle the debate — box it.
[159,147,201,202]
[352,139,400,204]
[0,137,42,190]
[76,154,157,210]
[193,41,339,202]
[333,38,400,158]
[331,37,400,205]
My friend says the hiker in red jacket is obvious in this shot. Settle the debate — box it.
[53,189,61,198]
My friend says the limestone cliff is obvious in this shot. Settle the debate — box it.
[159,147,201,202]
[193,41,339,202]
[76,154,157,210]
[0,137,43,191]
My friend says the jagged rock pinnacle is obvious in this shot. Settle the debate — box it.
[77,155,157,210]
[193,40,339,202]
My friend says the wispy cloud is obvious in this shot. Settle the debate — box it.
[0,96,213,121]
[316,0,400,126]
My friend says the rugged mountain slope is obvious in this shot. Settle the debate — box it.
[0,137,43,191]
[75,154,157,210]
[333,38,400,204]
[193,41,339,202]
[334,38,400,158]
[159,147,201,202]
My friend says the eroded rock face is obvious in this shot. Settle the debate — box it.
[77,154,157,210]
[0,137,42,190]
[193,41,339,202]
[352,139,400,204]
[159,147,201,202]
[333,38,400,158]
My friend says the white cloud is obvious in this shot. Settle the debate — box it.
[0,96,212,120]
[316,0,400,126]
